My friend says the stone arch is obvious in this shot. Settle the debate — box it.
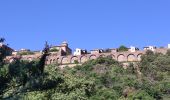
[127,54,136,62]
[52,59,57,64]
[137,54,142,61]
[117,54,126,62]
[89,55,97,60]
[61,57,69,64]
[53,59,55,63]
[50,59,53,64]
[80,56,88,63]
[56,58,60,63]
[53,59,55,62]
[70,56,79,63]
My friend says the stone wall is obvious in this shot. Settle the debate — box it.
[46,48,168,65]
[5,48,168,65]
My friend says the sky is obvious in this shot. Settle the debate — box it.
[0,0,170,51]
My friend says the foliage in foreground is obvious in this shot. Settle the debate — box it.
[0,51,170,100]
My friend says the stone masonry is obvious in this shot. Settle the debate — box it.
[5,42,170,66]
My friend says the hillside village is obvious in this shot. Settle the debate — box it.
[2,41,170,66]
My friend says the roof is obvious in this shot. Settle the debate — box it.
[143,46,156,48]
[90,49,104,51]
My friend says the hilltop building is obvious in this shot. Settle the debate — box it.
[4,42,170,67]
[74,48,87,56]
[90,49,104,54]
[128,46,139,52]
[50,41,72,56]
[144,46,156,51]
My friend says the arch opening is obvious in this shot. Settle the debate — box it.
[117,54,126,62]
[80,56,88,63]
[127,54,136,62]
[71,56,79,63]
[61,57,69,64]
[89,55,97,60]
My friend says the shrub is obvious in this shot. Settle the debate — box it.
[49,48,59,52]
[118,45,128,52]
[74,60,79,64]
[18,51,35,55]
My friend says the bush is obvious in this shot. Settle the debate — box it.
[18,51,35,55]
[74,60,79,64]
[0,55,170,99]
[118,45,128,52]
[49,48,59,52]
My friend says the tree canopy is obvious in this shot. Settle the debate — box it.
[0,52,170,99]
[118,45,129,52]
[0,39,170,99]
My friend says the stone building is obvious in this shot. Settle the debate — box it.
[50,41,72,56]
[90,49,104,54]
[20,48,30,52]
[4,42,170,67]
[144,46,156,51]
[12,50,18,56]
[128,46,139,52]
[74,48,87,56]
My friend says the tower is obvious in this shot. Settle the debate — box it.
[61,41,68,52]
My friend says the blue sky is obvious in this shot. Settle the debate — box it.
[0,0,170,51]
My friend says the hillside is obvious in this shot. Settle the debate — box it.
[0,50,170,100]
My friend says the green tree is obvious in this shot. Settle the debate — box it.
[38,41,50,74]
[0,38,5,43]
[1,50,170,99]
[118,45,128,52]
[0,37,7,66]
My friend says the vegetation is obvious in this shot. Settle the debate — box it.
[0,38,7,66]
[0,51,170,99]
[18,51,35,55]
[0,39,170,99]
[118,45,128,52]
[74,60,79,64]
[49,48,59,52]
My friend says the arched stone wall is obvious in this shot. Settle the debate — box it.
[36,51,147,65]
[117,54,126,62]
[51,59,58,64]
[61,57,69,64]
[70,56,79,63]
[57,58,60,64]
[80,56,88,63]
[89,55,97,60]
[127,54,136,61]
[50,59,53,64]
